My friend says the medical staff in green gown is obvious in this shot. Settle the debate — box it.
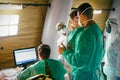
[17,44,66,80]
[65,10,84,57]
[58,3,104,80]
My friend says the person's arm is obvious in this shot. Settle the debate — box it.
[116,53,120,80]
[62,33,94,67]
[59,61,67,74]
[17,67,31,80]
[53,61,66,80]
[114,39,120,79]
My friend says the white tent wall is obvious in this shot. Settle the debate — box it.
[41,0,73,59]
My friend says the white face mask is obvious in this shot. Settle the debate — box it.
[77,12,82,26]
[77,7,92,26]
[57,27,69,36]
[63,27,69,34]
[58,29,65,36]
[78,18,82,26]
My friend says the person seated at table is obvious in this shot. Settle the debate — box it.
[17,44,66,80]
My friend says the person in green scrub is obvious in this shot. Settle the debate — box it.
[66,10,84,52]
[58,3,104,80]
[17,44,66,80]
[69,10,80,31]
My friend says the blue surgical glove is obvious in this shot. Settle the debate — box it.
[116,76,120,80]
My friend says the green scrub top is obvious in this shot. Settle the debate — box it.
[63,23,104,80]
[17,59,66,80]
[66,27,84,51]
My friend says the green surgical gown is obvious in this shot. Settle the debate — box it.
[66,27,84,51]
[17,59,66,80]
[63,23,104,80]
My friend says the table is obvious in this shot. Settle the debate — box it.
[0,67,23,80]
